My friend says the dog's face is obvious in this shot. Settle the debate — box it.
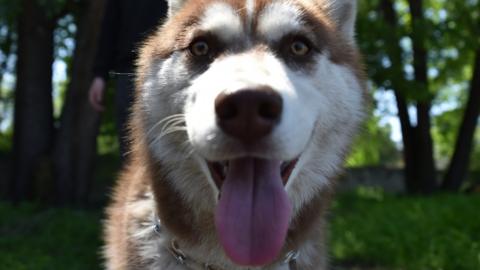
[137,0,365,267]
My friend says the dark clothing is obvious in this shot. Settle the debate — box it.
[93,0,168,161]
[93,0,168,79]
[114,75,135,161]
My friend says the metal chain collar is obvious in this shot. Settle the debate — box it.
[153,217,298,270]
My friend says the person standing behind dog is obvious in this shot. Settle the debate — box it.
[88,0,168,161]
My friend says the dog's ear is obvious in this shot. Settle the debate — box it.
[325,0,358,41]
[168,0,188,17]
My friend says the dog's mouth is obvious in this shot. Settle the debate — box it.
[208,159,298,189]
[207,157,297,267]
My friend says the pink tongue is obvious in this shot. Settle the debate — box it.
[215,158,292,266]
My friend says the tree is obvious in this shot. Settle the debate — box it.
[357,0,480,192]
[10,0,57,201]
[443,49,480,190]
[405,0,438,193]
[9,0,93,201]
[53,0,106,205]
[364,0,437,193]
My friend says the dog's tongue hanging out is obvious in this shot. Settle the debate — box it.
[215,158,292,266]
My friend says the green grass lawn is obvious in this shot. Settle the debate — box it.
[331,188,480,270]
[1,189,479,269]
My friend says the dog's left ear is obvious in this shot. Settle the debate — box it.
[326,0,358,41]
[168,0,188,17]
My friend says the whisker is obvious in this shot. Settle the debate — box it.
[111,72,136,77]
[160,119,186,134]
[174,141,196,169]
[146,114,185,137]
[149,126,188,147]
[177,140,196,160]
[160,127,187,136]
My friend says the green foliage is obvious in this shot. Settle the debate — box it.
[97,81,120,155]
[355,0,480,172]
[471,128,480,171]
[331,189,480,270]
[0,0,478,173]
[432,108,463,163]
[432,100,480,171]
[348,111,400,167]
[0,126,12,152]
[54,14,76,61]
[0,0,20,24]
[357,0,479,100]
[357,0,420,101]
[53,80,68,119]
[38,0,70,19]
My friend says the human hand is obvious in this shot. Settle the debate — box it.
[89,77,106,112]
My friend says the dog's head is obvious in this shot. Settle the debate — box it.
[136,0,365,266]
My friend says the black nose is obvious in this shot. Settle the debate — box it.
[215,87,283,143]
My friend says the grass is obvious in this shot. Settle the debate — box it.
[1,189,479,269]
[0,203,102,270]
[331,187,480,270]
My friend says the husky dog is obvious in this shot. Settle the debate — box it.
[104,0,366,269]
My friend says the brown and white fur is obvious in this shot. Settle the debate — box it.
[104,0,366,269]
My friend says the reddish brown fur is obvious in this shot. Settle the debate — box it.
[105,0,365,269]
[137,0,365,83]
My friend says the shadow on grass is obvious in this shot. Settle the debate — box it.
[0,203,103,270]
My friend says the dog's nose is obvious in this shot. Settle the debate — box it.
[215,88,283,142]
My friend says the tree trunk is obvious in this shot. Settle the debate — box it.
[393,92,416,191]
[380,0,417,192]
[381,0,413,189]
[379,0,438,193]
[53,0,106,205]
[10,0,55,202]
[408,0,437,193]
[413,102,437,193]
[442,50,480,191]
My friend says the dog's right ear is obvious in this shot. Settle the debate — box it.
[168,0,188,17]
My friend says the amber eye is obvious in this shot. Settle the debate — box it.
[190,40,209,56]
[290,40,310,56]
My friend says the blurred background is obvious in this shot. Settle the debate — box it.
[0,0,479,269]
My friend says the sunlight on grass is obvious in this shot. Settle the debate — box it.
[330,188,480,270]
